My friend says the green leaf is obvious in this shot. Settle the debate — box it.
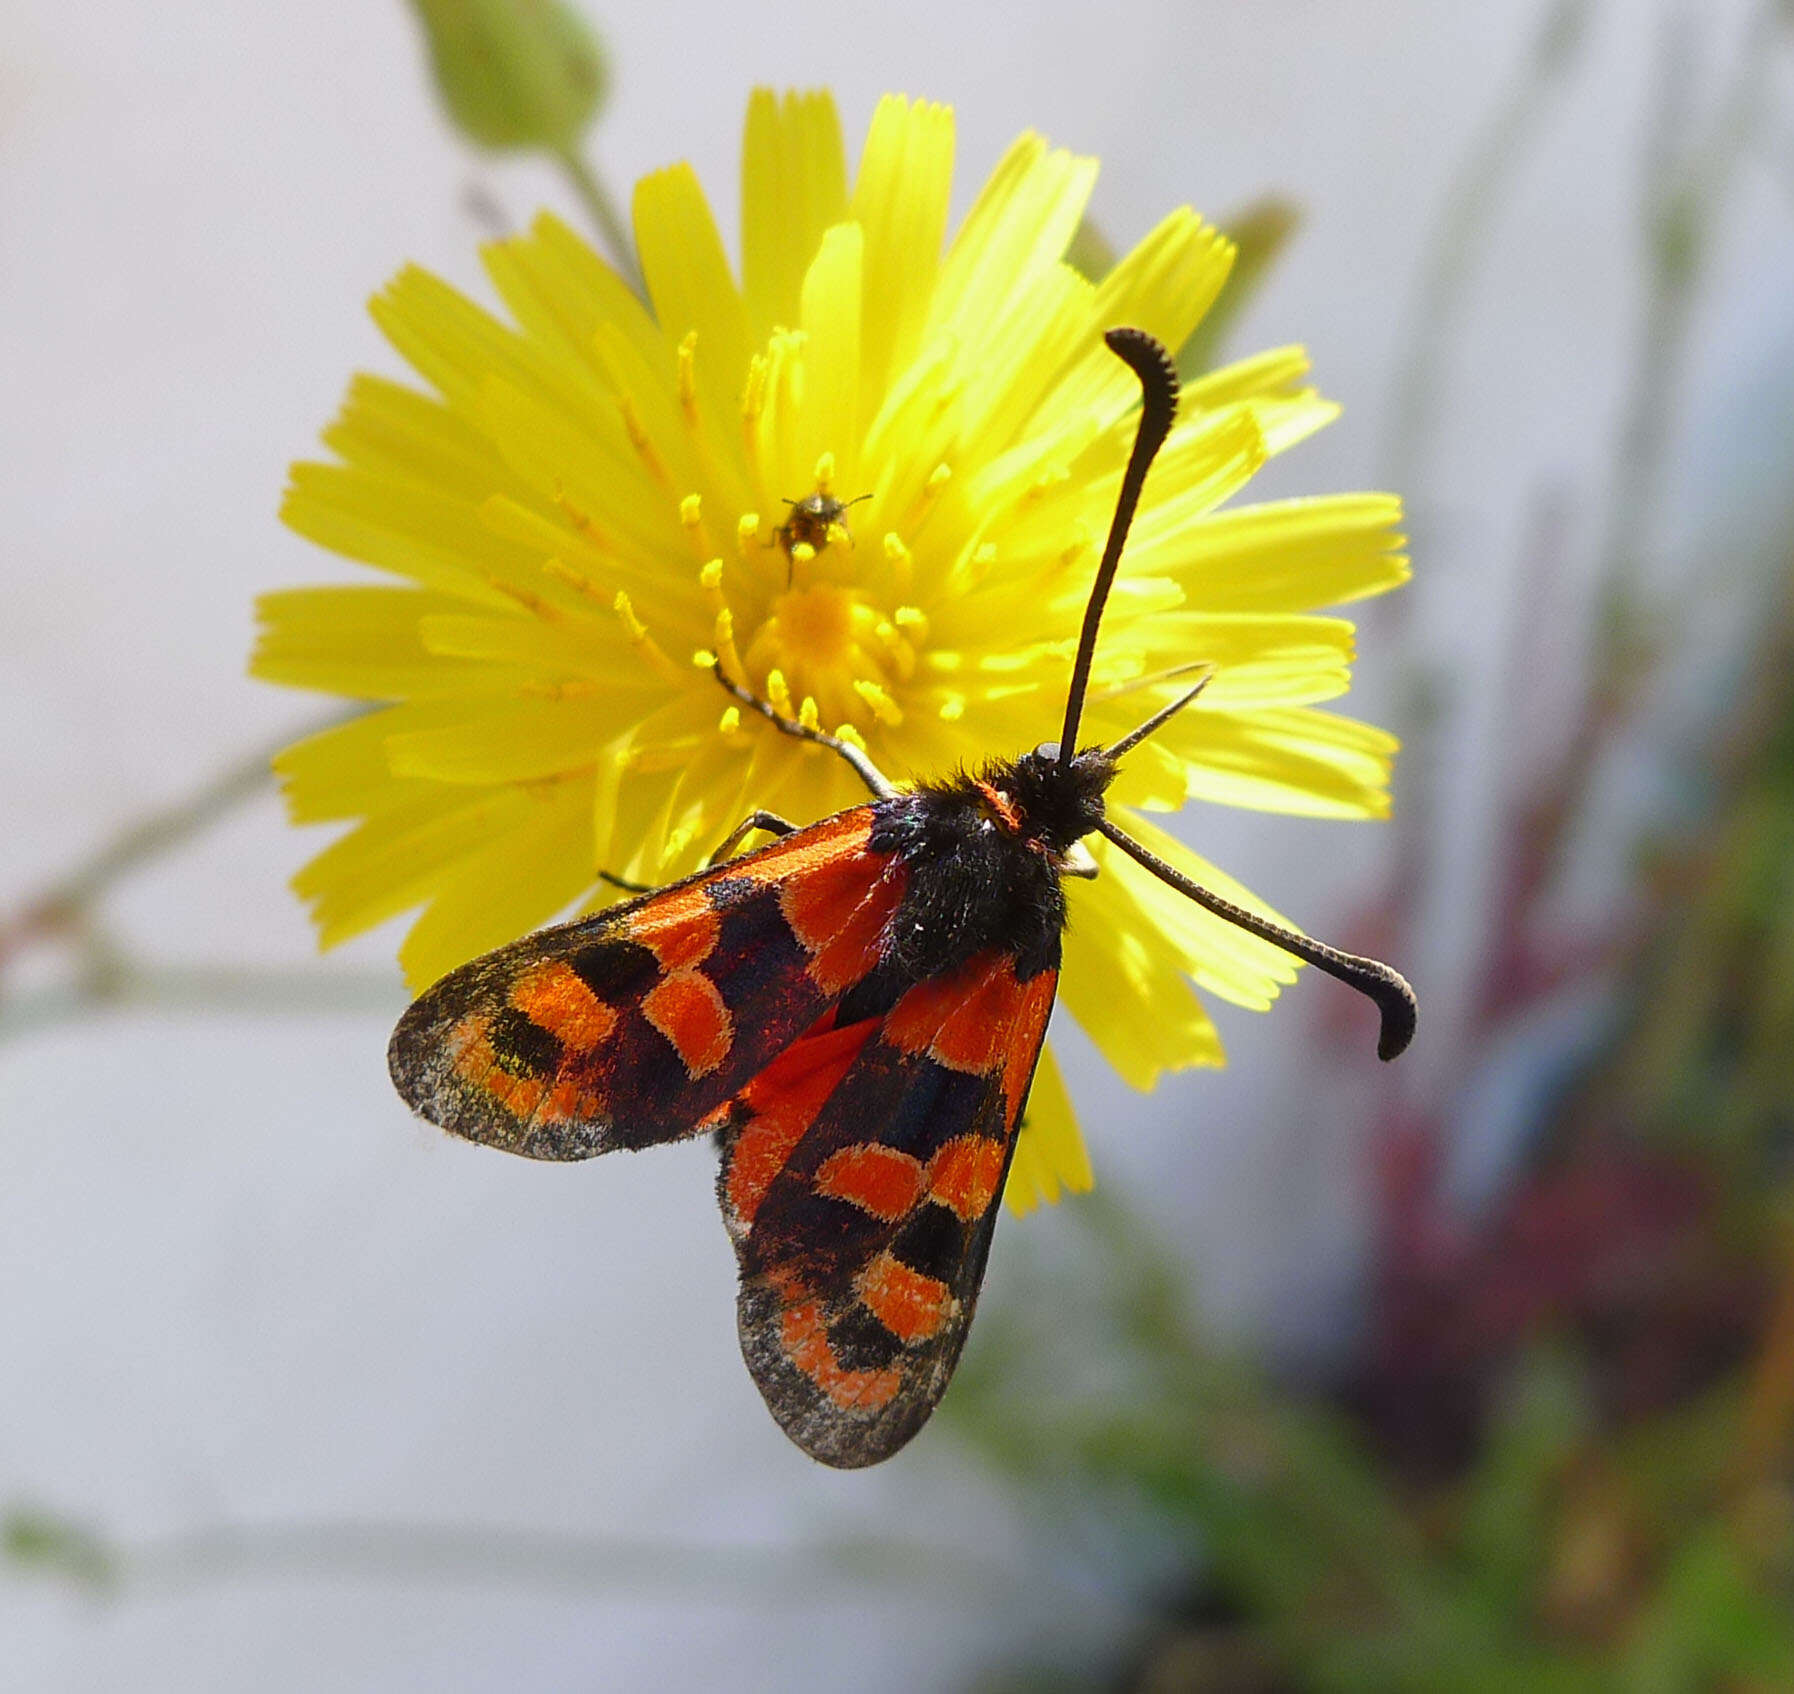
[406,0,609,154]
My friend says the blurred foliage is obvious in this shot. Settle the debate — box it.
[950,1156,1794,1689]
[955,4,1794,1688]
[405,0,609,153]
[4,1508,116,1591]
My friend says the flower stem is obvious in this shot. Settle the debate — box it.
[555,144,644,298]
[0,708,361,969]
[4,1506,1007,1602]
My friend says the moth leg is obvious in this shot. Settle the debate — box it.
[711,662,898,799]
[707,810,798,866]
[597,868,654,894]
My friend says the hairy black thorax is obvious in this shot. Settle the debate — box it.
[866,745,1116,989]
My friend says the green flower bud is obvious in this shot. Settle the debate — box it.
[407,0,609,153]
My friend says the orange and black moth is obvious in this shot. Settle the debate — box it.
[389,331,1418,1469]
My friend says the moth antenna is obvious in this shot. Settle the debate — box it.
[1092,657,1214,706]
[1057,328,1181,768]
[1095,819,1417,1060]
[1104,670,1213,761]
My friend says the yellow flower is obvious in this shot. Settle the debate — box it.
[253,89,1408,1214]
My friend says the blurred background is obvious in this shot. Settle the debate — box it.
[5,0,1794,1687]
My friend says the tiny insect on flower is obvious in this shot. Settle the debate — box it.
[387,330,1415,1467]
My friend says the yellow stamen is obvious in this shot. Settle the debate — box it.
[894,605,929,642]
[853,679,904,726]
[713,605,746,680]
[540,557,607,602]
[813,451,836,494]
[766,668,794,717]
[616,396,669,487]
[613,589,684,685]
[679,493,711,559]
[488,577,562,621]
[677,331,700,424]
[882,533,914,597]
[552,487,613,550]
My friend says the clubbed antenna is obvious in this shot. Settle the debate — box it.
[1096,820,1418,1060]
[1057,328,1181,768]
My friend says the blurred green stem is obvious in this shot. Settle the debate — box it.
[0,707,367,1045]
[556,144,644,297]
[0,966,401,1045]
[4,1509,1009,1603]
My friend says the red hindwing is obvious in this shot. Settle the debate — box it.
[718,951,1057,1467]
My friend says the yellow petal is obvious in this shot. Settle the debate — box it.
[1095,612,1358,712]
[1139,705,1398,818]
[1160,494,1409,613]
[1034,208,1235,434]
[293,783,541,948]
[741,88,848,342]
[370,264,585,421]
[384,692,635,782]
[850,95,954,402]
[281,462,518,606]
[323,372,522,492]
[253,586,531,700]
[481,210,662,385]
[633,162,750,448]
[1004,1041,1092,1216]
[397,775,596,989]
[1061,869,1225,1088]
[1096,810,1301,1008]
[1183,344,1312,411]
[931,131,1097,347]
[791,223,864,492]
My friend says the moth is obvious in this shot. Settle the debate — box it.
[389,329,1416,1468]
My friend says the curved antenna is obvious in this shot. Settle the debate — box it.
[1057,328,1181,768]
[1096,819,1418,1061]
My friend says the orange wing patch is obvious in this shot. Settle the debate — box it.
[926,1135,1008,1221]
[882,953,1034,1072]
[857,1251,953,1344]
[641,969,733,1079]
[741,811,876,890]
[508,960,619,1050]
[778,1287,903,1411]
[622,882,720,972]
[815,1143,927,1221]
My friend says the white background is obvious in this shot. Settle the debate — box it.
[3,1,1792,1688]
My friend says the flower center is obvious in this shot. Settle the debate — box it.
[741,580,910,732]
